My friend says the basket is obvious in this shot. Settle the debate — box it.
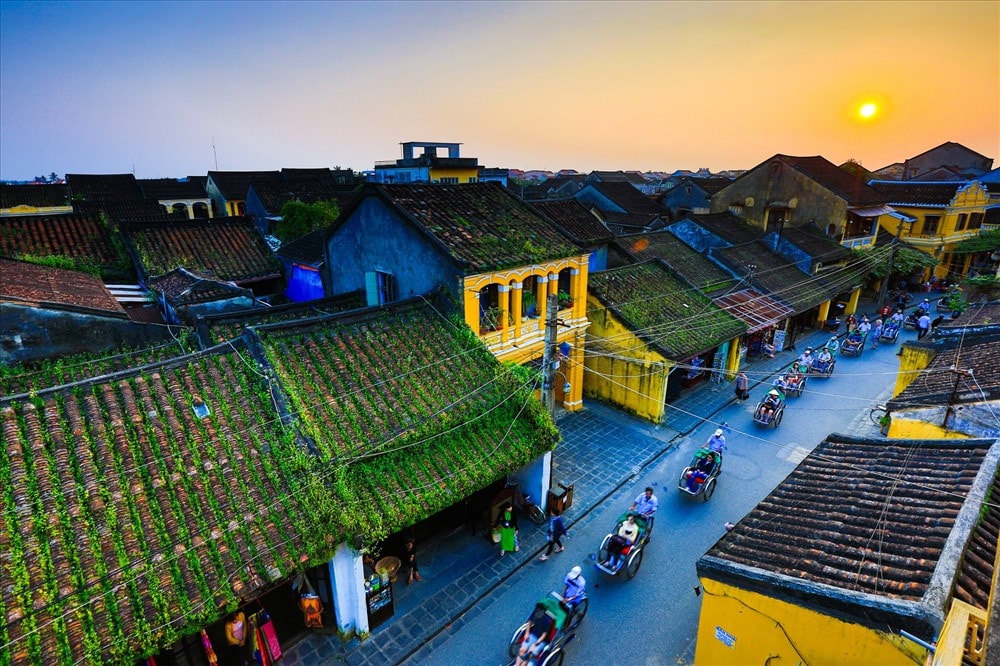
[375,556,401,583]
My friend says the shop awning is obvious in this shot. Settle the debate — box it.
[714,289,794,333]
[849,205,895,217]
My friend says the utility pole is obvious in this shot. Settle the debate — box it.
[542,293,559,416]
[942,365,974,429]
[877,227,902,310]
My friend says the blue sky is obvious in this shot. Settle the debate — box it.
[1,1,998,180]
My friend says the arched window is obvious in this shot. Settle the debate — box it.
[193,202,209,218]
[171,203,188,215]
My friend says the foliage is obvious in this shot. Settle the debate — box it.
[953,229,1000,254]
[855,246,937,279]
[962,274,1000,300]
[13,253,103,277]
[275,199,340,242]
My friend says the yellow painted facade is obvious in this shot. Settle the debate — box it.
[888,416,969,439]
[694,578,929,666]
[893,345,937,396]
[1,203,73,216]
[878,182,990,280]
[463,255,591,411]
[582,294,671,422]
[430,166,480,184]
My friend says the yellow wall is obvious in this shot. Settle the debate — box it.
[695,578,928,666]
[893,345,937,396]
[889,416,970,439]
[583,294,669,422]
[430,167,480,183]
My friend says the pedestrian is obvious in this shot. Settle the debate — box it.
[403,536,422,583]
[539,508,568,561]
[871,319,883,348]
[494,502,519,557]
[224,611,251,666]
[917,312,931,340]
[931,315,944,330]
[734,371,749,403]
[846,313,857,333]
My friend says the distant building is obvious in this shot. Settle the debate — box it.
[369,141,479,184]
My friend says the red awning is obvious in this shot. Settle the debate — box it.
[714,289,794,333]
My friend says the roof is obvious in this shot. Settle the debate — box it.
[0,213,126,273]
[891,337,1000,407]
[778,226,851,263]
[906,141,992,164]
[670,176,734,195]
[682,212,762,245]
[700,433,996,622]
[0,183,70,209]
[371,182,580,272]
[587,260,746,359]
[0,345,323,664]
[207,170,282,200]
[65,173,144,201]
[614,231,736,294]
[138,178,209,200]
[775,155,886,206]
[281,167,358,190]
[868,180,963,207]
[256,299,559,535]
[713,289,794,333]
[275,227,327,266]
[601,211,663,234]
[530,198,614,245]
[936,301,1000,330]
[0,258,125,315]
[197,291,365,345]
[581,182,667,216]
[73,199,172,224]
[953,468,1000,611]
[248,178,336,215]
[125,217,282,283]
[147,267,250,305]
[588,170,648,185]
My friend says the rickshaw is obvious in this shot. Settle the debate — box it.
[753,388,785,427]
[594,511,652,579]
[677,447,722,501]
[879,319,901,344]
[810,350,836,377]
[773,362,807,397]
[508,593,584,666]
[840,330,867,356]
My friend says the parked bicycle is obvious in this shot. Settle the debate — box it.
[869,405,890,435]
[506,480,547,524]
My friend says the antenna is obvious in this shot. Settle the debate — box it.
[212,136,219,170]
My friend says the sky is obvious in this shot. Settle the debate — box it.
[1,1,998,181]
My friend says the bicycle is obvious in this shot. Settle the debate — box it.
[506,479,547,524]
[869,405,890,435]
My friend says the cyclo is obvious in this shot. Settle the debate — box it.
[594,511,652,579]
[677,447,722,501]
[508,590,587,666]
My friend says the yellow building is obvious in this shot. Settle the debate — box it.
[0,183,72,216]
[695,433,999,666]
[371,141,481,184]
[584,260,746,423]
[870,180,991,281]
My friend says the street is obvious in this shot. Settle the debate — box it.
[408,326,905,666]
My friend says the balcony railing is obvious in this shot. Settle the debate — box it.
[931,599,986,666]
[841,234,876,249]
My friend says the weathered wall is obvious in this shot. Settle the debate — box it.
[1,303,179,366]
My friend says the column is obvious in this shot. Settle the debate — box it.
[511,282,523,340]
[816,300,831,327]
[536,276,548,324]
[498,284,510,343]
[844,287,861,315]
[465,286,481,333]
[329,543,368,639]
[562,332,586,411]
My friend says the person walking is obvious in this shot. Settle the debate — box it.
[539,508,568,561]
[494,502,519,557]
[403,536,422,583]
[871,319,883,349]
[734,371,749,403]
[917,312,931,340]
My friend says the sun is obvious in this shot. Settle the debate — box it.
[859,102,878,119]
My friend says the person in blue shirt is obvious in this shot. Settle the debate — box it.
[630,487,658,528]
[706,428,726,454]
[562,566,586,609]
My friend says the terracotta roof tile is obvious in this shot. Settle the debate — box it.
[891,337,1000,407]
[613,231,736,294]
[703,434,995,603]
[0,183,70,209]
[275,228,327,266]
[0,258,125,315]
[147,267,250,305]
[0,213,124,269]
[587,260,747,359]
[376,183,579,272]
[869,180,963,206]
[713,289,793,332]
[953,470,1000,610]
[125,217,281,283]
[530,198,614,245]
[66,173,144,201]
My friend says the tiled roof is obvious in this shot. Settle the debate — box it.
[0,346,323,664]
[0,214,123,268]
[777,155,886,206]
[147,267,250,305]
[584,182,667,215]
[0,183,70,209]
[939,302,1000,329]
[589,170,648,185]
[779,227,851,263]
[125,217,282,283]
[601,211,663,234]
[614,231,736,294]
[701,434,995,605]
[207,170,282,200]
[374,183,580,272]
[530,199,614,245]
[890,337,1000,407]
[73,199,172,224]
[282,167,359,190]
[668,176,733,196]
[249,178,336,215]
[587,260,746,359]
[65,173,144,201]
[257,300,559,536]
[198,292,365,345]
[0,258,125,315]
[953,468,1000,611]
[713,289,793,333]
[683,212,763,245]
[275,228,327,266]
[138,178,209,200]
[868,181,962,207]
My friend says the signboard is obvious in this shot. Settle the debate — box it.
[772,330,786,353]
[715,626,736,649]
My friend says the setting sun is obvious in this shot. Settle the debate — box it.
[859,102,878,118]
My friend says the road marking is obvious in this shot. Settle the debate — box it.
[778,441,810,464]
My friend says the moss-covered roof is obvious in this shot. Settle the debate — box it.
[587,260,747,359]
[613,231,736,294]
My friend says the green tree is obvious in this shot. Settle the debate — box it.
[275,199,341,242]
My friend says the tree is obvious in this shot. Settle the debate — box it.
[275,199,340,242]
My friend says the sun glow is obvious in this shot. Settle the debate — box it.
[859,102,878,118]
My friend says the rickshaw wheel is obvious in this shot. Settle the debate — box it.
[678,466,692,487]
[598,535,611,564]
[542,648,565,666]
[508,622,529,658]
[568,597,588,630]
[703,477,716,501]
[625,548,643,579]
[774,410,783,427]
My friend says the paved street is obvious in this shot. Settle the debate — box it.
[284,304,907,665]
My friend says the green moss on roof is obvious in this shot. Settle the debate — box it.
[588,261,747,359]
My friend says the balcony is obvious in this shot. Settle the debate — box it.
[931,599,986,666]
[841,234,876,249]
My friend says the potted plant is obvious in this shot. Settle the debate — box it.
[523,291,538,318]
[480,306,507,333]
[557,290,573,309]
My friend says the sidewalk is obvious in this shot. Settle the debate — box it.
[281,303,881,665]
